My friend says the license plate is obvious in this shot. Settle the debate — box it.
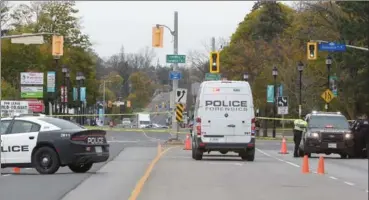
[209,138,219,142]
[328,143,337,148]
[95,146,102,153]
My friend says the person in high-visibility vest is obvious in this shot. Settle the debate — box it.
[293,118,308,157]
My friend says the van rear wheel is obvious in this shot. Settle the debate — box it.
[240,149,255,161]
[193,146,203,160]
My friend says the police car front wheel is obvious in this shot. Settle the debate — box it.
[32,146,61,174]
[68,163,93,173]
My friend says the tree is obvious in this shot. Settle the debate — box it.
[219,1,369,119]
[2,1,99,108]
[0,1,10,27]
[128,71,155,109]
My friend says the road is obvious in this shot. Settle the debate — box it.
[149,92,170,125]
[1,92,367,200]
[137,140,368,200]
[0,131,367,200]
[0,130,172,200]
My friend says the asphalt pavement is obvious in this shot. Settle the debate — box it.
[1,132,367,200]
[0,130,172,200]
[1,92,367,200]
[138,141,368,200]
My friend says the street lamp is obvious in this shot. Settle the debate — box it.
[243,72,249,81]
[326,55,332,111]
[272,66,278,138]
[62,65,69,116]
[76,72,85,124]
[297,61,304,118]
[66,71,70,115]
[80,73,86,125]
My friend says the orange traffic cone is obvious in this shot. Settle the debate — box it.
[13,167,20,174]
[183,134,192,150]
[317,156,325,175]
[278,137,289,154]
[302,155,310,174]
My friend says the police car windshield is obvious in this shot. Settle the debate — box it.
[309,115,349,129]
[38,117,84,130]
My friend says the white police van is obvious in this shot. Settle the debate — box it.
[191,80,256,161]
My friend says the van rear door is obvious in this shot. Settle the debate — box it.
[201,85,252,137]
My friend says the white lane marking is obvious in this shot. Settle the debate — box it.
[285,161,300,168]
[1,174,11,176]
[141,129,166,142]
[256,148,364,191]
[344,181,355,186]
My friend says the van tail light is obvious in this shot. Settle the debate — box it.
[196,117,202,135]
[251,118,256,136]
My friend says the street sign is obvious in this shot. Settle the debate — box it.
[11,34,44,45]
[277,96,288,107]
[321,89,335,103]
[1,101,29,117]
[169,71,182,80]
[205,73,221,81]
[318,42,346,52]
[166,54,186,63]
[278,107,288,115]
[175,103,184,122]
[175,88,187,104]
[277,96,288,115]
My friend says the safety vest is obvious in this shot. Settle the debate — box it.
[294,119,307,131]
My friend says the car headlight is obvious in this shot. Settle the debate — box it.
[309,132,319,138]
[344,133,353,139]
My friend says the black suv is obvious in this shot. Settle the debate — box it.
[299,111,354,159]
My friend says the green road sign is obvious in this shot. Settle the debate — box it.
[21,92,43,98]
[205,73,221,81]
[166,54,186,63]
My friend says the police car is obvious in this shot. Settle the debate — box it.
[0,114,110,174]
[299,111,354,158]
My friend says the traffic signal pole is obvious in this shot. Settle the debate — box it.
[310,40,369,51]
[171,11,179,140]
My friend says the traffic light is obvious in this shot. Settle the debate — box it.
[52,35,64,57]
[152,26,164,48]
[209,51,220,73]
[307,42,317,60]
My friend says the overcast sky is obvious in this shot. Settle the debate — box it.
[75,1,294,64]
[10,1,295,65]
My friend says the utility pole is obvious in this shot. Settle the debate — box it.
[103,81,106,125]
[171,11,179,140]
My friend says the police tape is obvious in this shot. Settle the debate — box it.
[84,126,190,134]
[48,113,355,123]
[256,117,298,121]
[256,117,355,122]
[49,111,171,117]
